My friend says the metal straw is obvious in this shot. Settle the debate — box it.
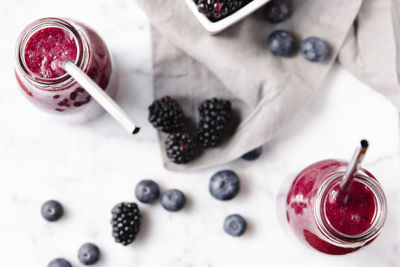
[336,140,369,204]
[62,61,140,134]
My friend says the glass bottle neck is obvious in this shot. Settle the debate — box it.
[314,173,387,248]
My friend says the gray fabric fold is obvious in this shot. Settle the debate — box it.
[136,0,400,171]
[339,0,400,109]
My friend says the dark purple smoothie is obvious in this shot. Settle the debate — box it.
[325,181,376,236]
[16,18,114,115]
[285,160,382,255]
[24,27,78,79]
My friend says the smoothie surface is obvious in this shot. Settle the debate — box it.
[24,27,78,79]
[325,181,376,236]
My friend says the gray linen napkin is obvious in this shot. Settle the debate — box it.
[136,0,400,171]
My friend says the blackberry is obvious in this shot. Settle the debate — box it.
[197,98,232,148]
[111,202,141,246]
[148,96,185,133]
[195,0,251,22]
[165,132,197,164]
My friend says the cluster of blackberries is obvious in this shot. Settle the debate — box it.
[195,0,252,22]
[148,96,233,164]
[264,0,328,61]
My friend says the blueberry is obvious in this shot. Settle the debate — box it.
[209,170,240,200]
[264,0,290,23]
[78,243,100,265]
[48,258,72,267]
[135,179,160,203]
[267,30,296,57]
[41,200,64,222]
[242,146,263,161]
[223,214,247,236]
[300,37,328,62]
[160,189,186,212]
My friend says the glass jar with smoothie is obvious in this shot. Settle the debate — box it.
[15,17,116,120]
[284,141,387,255]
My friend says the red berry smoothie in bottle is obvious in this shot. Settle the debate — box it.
[285,159,387,255]
[15,18,116,119]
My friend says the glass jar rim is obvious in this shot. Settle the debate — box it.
[314,172,387,248]
[15,17,87,89]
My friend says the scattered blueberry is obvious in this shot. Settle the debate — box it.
[224,214,247,236]
[267,30,296,57]
[135,179,160,203]
[242,146,263,161]
[209,170,240,200]
[48,258,72,267]
[78,243,100,265]
[41,200,64,222]
[160,189,186,212]
[263,0,290,23]
[300,37,328,62]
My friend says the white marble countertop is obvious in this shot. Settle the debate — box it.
[1,0,400,266]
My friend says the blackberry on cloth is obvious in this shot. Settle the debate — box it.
[165,131,198,164]
[197,98,232,148]
[148,96,185,133]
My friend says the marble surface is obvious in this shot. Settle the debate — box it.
[1,0,400,266]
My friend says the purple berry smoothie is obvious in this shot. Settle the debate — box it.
[325,181,376,236]
[15,18,115,116]
[285,159,386,255]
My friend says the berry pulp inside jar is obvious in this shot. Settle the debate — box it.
[24,27,78,79]
[324,181,376,236]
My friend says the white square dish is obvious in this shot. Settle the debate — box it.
[184,0,271,34]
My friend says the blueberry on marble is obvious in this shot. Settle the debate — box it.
[267,30,296,57]
[224,214,247,236]
[264,0,290,23]
[41,200,64,222]
[135,179,160,203]
[300,37,328,62]
[209,170,240,200]
[242,146,263,161]
[48,258,72,267]
[78,243,100,265]
[160,189,186,212]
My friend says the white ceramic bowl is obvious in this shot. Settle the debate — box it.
[185,0,271,34]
